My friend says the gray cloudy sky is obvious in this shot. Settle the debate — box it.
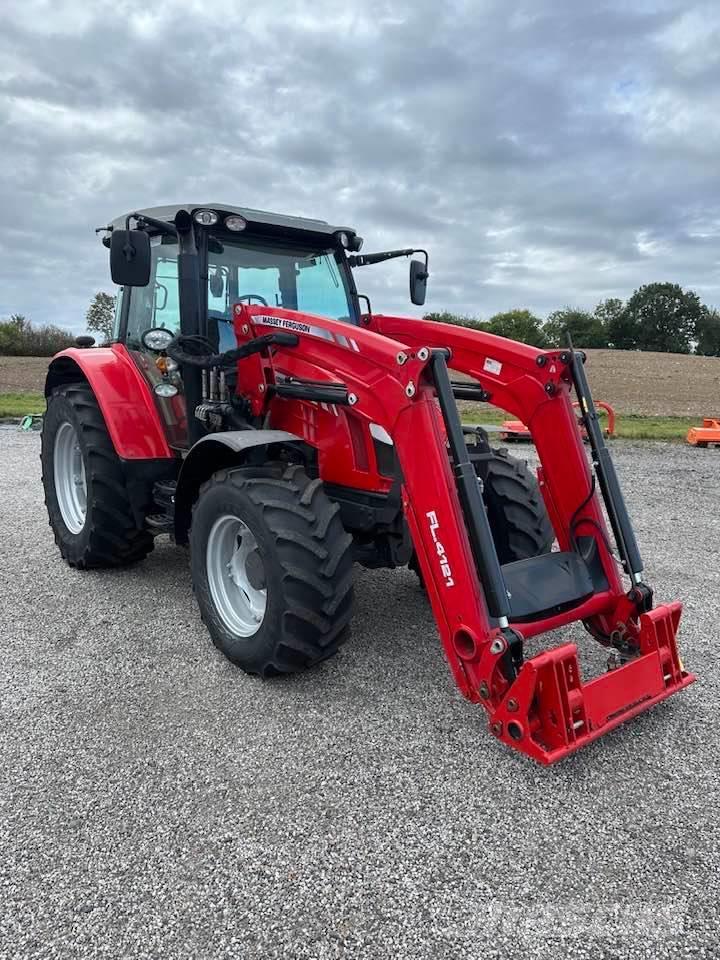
[2,0,719,332]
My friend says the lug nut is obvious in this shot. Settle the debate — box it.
[405,382,416,398]
[507,698,518,712]
[396,352,408,365]
[491,721,503,736]
[348,393,358,405]
[490,637,505,655]
[479,681,490,699]
[417,347,430,361]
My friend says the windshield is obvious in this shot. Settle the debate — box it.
[207,238,357,324]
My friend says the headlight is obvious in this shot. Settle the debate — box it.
[141,327,175,352]
[335,231,350,248]
[193,209,219,226]
[154,382,179,398]
[225,215,247,232]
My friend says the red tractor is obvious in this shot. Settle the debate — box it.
[42,204,694,763]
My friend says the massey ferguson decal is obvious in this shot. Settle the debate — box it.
[426,510,455,588]
[252,315,334,341]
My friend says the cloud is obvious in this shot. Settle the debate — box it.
[1,0,719,332]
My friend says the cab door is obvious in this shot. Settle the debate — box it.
[122,235,188,449]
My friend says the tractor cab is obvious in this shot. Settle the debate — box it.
[110,204,362,361]
[105,204,429,448]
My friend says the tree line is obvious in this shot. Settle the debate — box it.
[0,314,76,357]
[425,282,720,355]
[0,293,116,356]
[3,282,720,357]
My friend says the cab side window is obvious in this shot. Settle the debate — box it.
[112,287,124,341]
[126,238,180,346]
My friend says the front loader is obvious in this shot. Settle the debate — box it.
[42,204,694,764]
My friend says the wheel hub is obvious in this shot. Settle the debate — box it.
[53,420,87,534]
[207,516,267,637]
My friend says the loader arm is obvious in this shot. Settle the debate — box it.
[234,305,694,764]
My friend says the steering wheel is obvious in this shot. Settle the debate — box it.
[236,294,269,307]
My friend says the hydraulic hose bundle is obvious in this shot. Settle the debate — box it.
[166,332,298,370]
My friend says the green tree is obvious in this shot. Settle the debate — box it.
[594,298,624,329]
[544,307,609,348]
[0,315,28,355]
[614,283,703,354]
[86,291,116,343]
[0,315,74,356]
[487,309,547,347]
[695,308,720,357]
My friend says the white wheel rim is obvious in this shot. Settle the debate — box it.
[206,515,267,637]
[53,421,87,534]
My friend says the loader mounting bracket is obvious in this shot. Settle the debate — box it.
[489,601,695,764]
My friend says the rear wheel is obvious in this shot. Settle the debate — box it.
[41,384,154,568]
[190,463,354,675]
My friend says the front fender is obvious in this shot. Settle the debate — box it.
[45,345,172,460]
[174,430,309,544]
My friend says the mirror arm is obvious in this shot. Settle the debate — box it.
[415,249,429,279]
[125,212,178,238]
[348,248,417,268]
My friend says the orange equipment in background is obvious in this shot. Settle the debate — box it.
[500,400,616,443]
[687,418,720,448]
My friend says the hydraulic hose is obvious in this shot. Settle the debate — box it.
[166,332,298,370]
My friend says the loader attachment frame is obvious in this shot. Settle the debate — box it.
[234,306,695,763]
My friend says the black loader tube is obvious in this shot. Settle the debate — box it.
[565,335,644,581]
[429,350,512,624]
[175,210,205,445]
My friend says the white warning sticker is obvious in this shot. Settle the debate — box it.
[483,357,502,375]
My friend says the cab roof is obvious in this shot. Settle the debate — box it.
[110,203,358,246]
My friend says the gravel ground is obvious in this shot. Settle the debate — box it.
[0,429,718,959]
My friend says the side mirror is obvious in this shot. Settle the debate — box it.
[409,257,429,306]
[110,229,151,286]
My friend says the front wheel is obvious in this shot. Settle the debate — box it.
[409,446,554,584]
[190,464,354,676]
[481,448,554,563]
[41,384,154,568]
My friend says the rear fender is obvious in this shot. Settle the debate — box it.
[45,345,172,459]
[174,430,312,544]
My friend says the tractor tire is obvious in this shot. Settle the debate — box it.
[481,448,554,564]
[409,447,553,584]
[190,463,354,676]
[41,383,154,568]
